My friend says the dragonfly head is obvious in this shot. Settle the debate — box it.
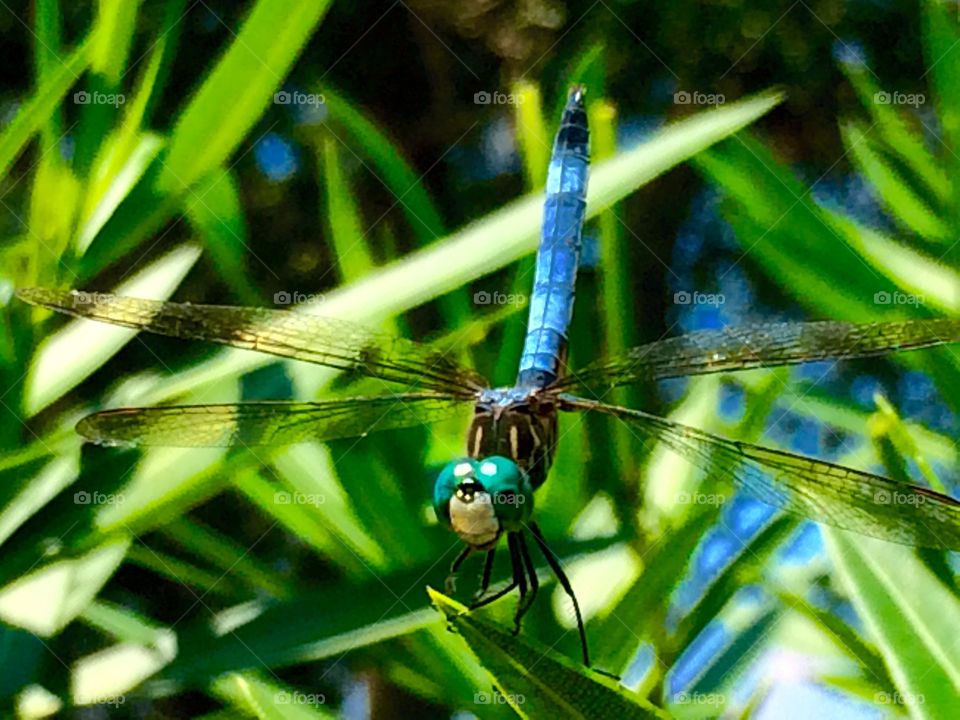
[433,457,533,548]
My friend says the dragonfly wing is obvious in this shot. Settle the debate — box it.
[77,392,469,447]
[557,319,960,390]
[558,394,960,549]
[17,288,484,394]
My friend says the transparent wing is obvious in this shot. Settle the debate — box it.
[77,392,469,447]
[556,319,960,390]
[17,288,485,394]
[559,394,960,549]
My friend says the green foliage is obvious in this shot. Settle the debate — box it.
[0,1,957,718]
[429,588,668,719]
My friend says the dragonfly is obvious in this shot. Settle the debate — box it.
[18,87,960,668]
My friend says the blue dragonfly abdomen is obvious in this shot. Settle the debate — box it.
[517,86,590,389]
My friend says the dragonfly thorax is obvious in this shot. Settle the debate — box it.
[468,387,558,489]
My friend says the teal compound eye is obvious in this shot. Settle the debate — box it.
[433,458,471,527]
[474,456,534,531]
[433,457,534,533]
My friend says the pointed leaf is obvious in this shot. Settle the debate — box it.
[428,588,667,719]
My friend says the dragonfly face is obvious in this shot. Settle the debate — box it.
[433,456,534,549]
[467,387,559,490]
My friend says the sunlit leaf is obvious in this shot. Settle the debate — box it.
[429,588,668,719]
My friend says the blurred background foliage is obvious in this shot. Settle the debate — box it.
[0,0,957,718]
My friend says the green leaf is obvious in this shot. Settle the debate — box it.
[33,0,64,151]
[314,84,471,325]
[143,537,621,691]
[840,121,948,240]
[159,0,333,193]
[869,394,945,492]
[694,133,960,317]
[840,60,948,200]
[0,450,79,548]
[428,588,667,719]
[71,611,177,705]
[246,447,390,572]
[318,84,448,243]
[185,169,261,304]
[162,517,291,599]
[75,133,164,254]
[827,216,960,314]
[0,538,130,636]
[588,91,782,214]
[320,138,376,281]
[923,0,960,255]
[514,81,549,188]
[212,673,335,719]
[0,37,91,182]
[825,531,960,720]
[90,0,141,83]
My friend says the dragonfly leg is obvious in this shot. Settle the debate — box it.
[470,547,497,604]
[508,533,528,635]
[528,521,590,667]
[445,546,473,595]
[513,531,539,633]
[469,538,520,611]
